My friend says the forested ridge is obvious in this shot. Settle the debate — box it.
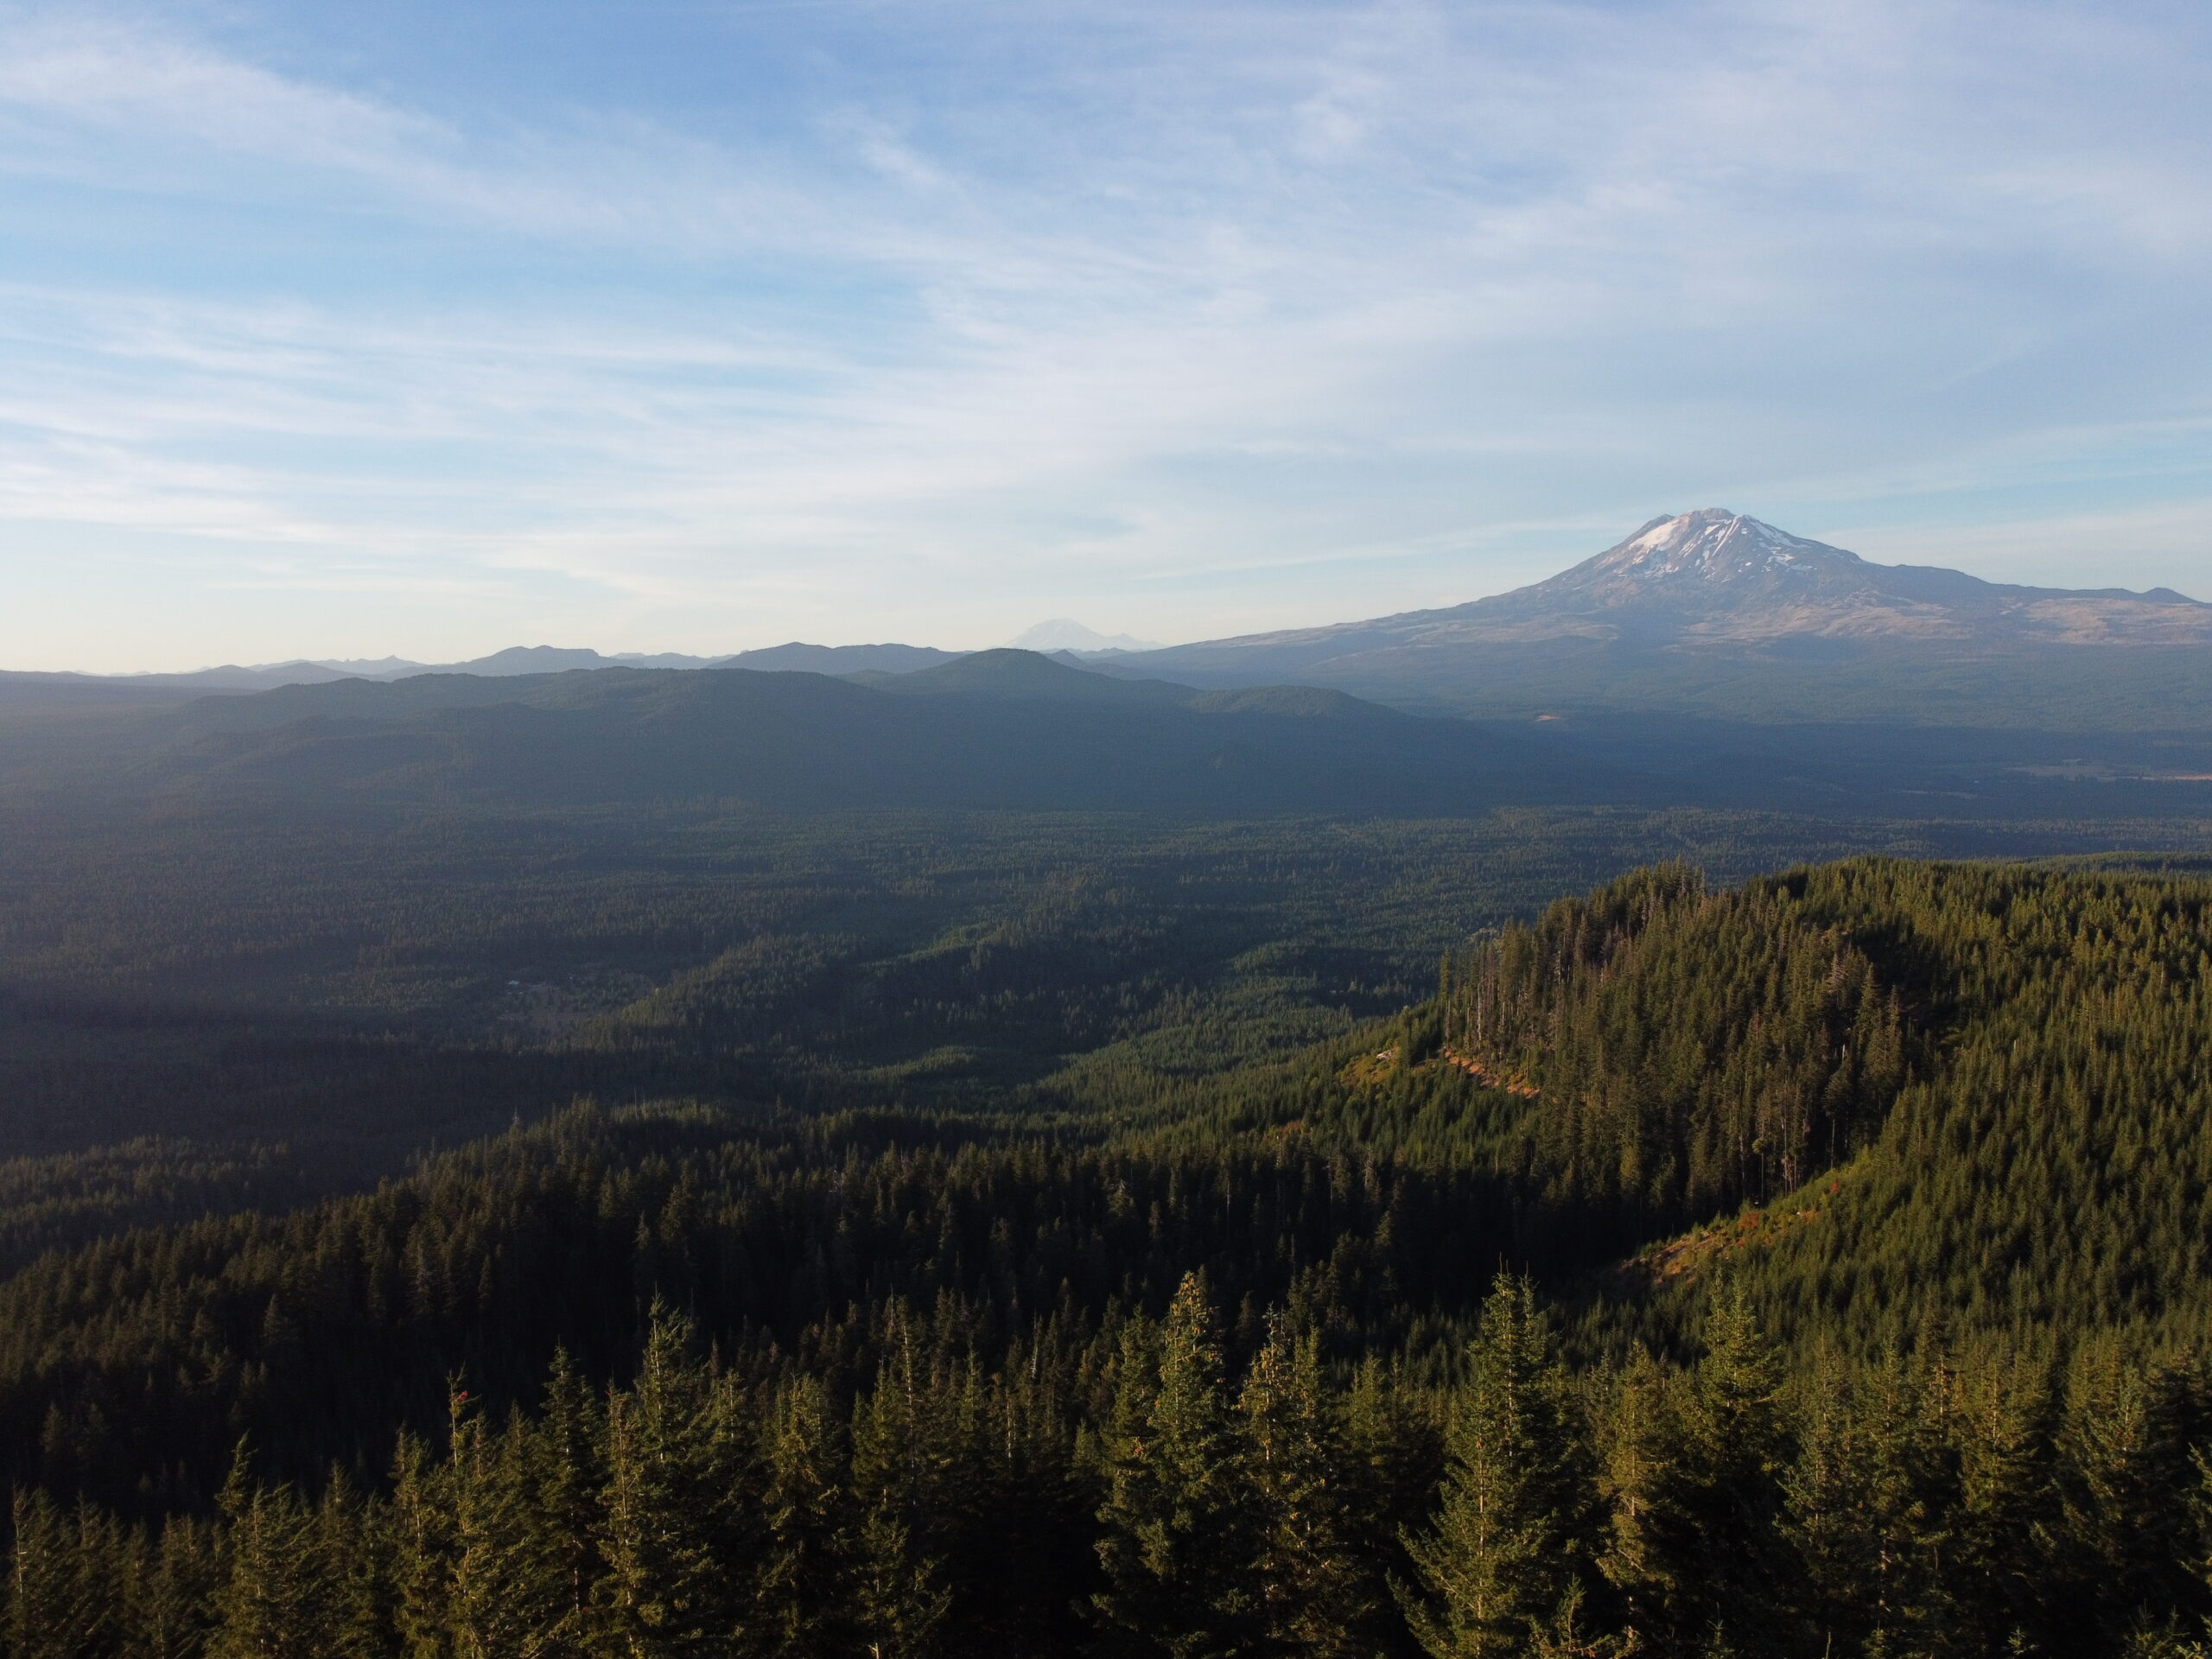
[4,855,2212,1656]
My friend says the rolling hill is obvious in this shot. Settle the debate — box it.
[0,651,1632,816]
[4,645,2209,821]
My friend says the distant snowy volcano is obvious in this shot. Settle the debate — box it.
[1007,619,1163,653]
[1131,508,2212,666]
[1579,510,1866,591]
[1472,509,2210,644]
[1100,509,2212,715]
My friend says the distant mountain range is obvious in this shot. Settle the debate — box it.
[4,642,2208,823]
[0,645,728,703]
[8,511,2204,725]
[0,650,1616,817]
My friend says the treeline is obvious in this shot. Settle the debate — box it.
[10,1280,2210,1658]
[0,1103,1518,1512]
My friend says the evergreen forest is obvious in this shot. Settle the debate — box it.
[1,811,2210,1655]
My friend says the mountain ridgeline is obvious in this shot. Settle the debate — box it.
[0,651,1590,817]
[11,509,2211,735]
[4,643,2212,821]
[3,855,2212,1656]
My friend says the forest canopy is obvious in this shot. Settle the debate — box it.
[1,852,2210,1655]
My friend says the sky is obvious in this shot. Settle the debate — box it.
[1,0,2207,671]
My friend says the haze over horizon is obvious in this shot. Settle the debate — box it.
[3,0,2208,672]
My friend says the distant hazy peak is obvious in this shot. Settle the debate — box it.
[1006,619,1163,653]
[312,656,429,676]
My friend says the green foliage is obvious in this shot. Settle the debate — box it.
[1399,1277,1598,1659]
[1445,863,1908,1224]
[1093,1273,1260,1657]
[3,849,2212,1654]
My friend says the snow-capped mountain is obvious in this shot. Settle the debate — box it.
[1577,510,1860,588]
[1123,508,2212,671]
[1006,619,1163,654]
[1100,510,2212,717]
[1380,508,2208,647]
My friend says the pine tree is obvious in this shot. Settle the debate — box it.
[848,1325,952,1659]
[1341,1355,1445,1656]
[315,1470,397,1659]
[1597,1349,1699,1655]
[1239,1311,1368,1657]
[1783,1347,1961,1657]
[1950,1351,2059,1652]
[754,1374,849,1659]
[1675,1292,1791,1651]
[389,1431,454,1659]
[598,1306,753,1659]
[1092,1272,1258,1658]
[130,1514,222,1659]
[443,1389,564,1659]
[2056,1344,2204,1649]
[1398,1276,1599,1659]
[5,1490,113,1659]
[208,1450,339,1659]
[531,1348,610,1658]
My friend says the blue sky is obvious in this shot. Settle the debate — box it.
[2,0,2207,670]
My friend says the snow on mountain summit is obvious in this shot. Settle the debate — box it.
[1105,508,2212,676]
[1595,510,1862,584]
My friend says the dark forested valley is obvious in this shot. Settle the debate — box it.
[0,665,2209,1656]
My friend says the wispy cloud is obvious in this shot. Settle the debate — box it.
[0,0,2206,666]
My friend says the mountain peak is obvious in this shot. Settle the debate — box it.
[1594,509,1862,585]
[1006,619,1163,654]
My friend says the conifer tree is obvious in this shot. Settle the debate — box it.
[389,1431,454,1659]
[443,1389,563,1659]
[208,1451,339,1659]
[754,1374,849,1659]
[1783,1348,1961,1657]
[531,1348,610,1657]
[1238,1311,1367,1656]
[1398,1275,1597,1659]
[1093,1272,1258,1658]
[1675,1292,1791,1650]
[5,1491,111,1659]
[2056,1344,2204,1649]
[132,1514,222,1659]
[1950,1353,2059,1651]
[1342,1355,1446,1655]
[1597,1349,1699,1654]
[848,1325,953,1659]
[315,1469,397,1659]
[598,1306,753,1659]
